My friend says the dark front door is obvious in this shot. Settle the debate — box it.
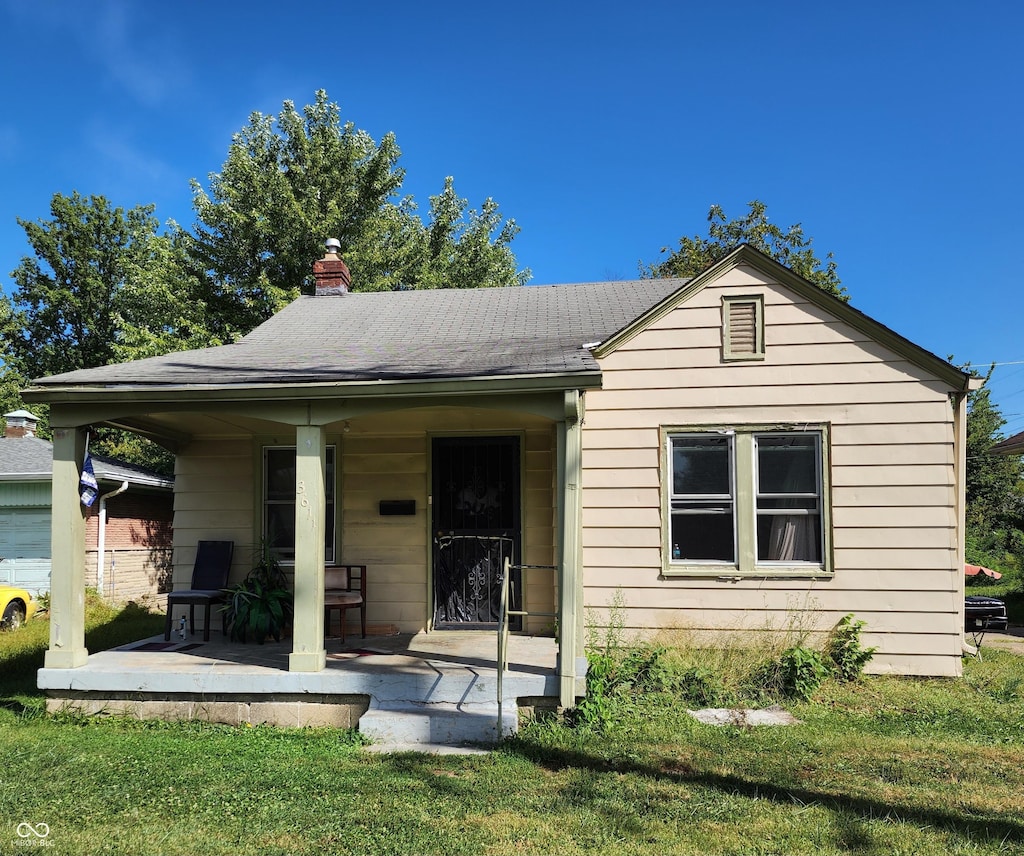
[432,436,521,628]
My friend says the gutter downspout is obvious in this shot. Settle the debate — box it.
[956,377,985,658]
[97,481,129,597]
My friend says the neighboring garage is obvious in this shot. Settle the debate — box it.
[0,410,174,602]
[0,504,51,593]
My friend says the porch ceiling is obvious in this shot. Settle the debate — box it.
[110,399,562,440]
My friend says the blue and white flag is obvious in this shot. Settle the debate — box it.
[80,452,98,508]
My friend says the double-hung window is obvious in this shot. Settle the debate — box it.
[666,427,829,575]
[263,445,336,563]
[669,434,735,562]
[755,434,822,564]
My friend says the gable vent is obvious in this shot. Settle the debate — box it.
[723,295,764,361]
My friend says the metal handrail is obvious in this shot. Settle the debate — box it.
[496,557,557,740]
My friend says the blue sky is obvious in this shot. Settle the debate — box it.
[1,1,1022,432]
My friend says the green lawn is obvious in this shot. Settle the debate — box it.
[1,601,1022,855]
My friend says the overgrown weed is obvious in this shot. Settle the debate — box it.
[570,596,878,731]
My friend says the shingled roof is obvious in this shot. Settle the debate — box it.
[0,435,172,488]
[991,430,1024,456]
[32,279,687,390]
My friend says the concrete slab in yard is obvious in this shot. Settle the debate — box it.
[688,707,801,726]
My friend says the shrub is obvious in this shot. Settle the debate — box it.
[825,614,876,681]
[676,665,733,708]
[754,645,829,702]
[572,590,680,729]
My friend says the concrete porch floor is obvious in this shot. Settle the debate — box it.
[38,630,567,732]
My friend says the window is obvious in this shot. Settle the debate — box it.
[669,434,735,562]
[666,427,829,575]
[263,445,336,563]
[755,434,822,564]
[722,295,765,361]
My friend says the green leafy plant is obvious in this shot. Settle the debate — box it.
[222,545,293,644]
[755,645,829,702]
[573,590,677,729]
[676,664,734,708]
[825,614,876,681]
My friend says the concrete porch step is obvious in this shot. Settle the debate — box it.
[359,701,518,747]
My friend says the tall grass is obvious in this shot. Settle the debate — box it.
[1,595,1022,854]
[0,592,165,709]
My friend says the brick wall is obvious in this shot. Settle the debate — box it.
[84,489,174,606]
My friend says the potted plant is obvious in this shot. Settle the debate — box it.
[222,544,293,644]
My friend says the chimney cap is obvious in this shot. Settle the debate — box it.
[324,237,342,255]
[4,410,40,439]
[4,410,39,422]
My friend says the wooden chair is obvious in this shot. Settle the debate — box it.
[324,565,366,642]
[164,541,234,642]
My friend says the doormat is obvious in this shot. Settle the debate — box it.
[328,648,393,660]
[131,641,206,652]
[327,624,400,641]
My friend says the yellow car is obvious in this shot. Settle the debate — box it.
[0,585,38,630]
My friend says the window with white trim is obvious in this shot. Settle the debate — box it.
[263,445,336,563]
[666,427,829,575]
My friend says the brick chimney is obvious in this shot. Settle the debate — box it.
[4,410,40,439]
[312,238,351,296]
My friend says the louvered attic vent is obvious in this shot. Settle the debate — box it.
[722,295,764,361]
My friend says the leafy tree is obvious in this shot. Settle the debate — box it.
[647,200,847,300]
[7,192,158,378]
[187,90,528,336]
[5,193,216,373]
[964,367,1024,572]
[1,192,204,473]
[412,177,527,290]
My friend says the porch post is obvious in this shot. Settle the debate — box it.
[556,390,584,708]
[289,425,327,672]
[44,427,89,668]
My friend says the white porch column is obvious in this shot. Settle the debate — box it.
[556,390,584,708]
[44,427,89,668]
[289,425,327,672]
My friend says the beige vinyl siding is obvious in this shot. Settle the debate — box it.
[340,433,428,632]
[339,410,555,635]
[169,409,558,637]
[522,429,557,633]
[171,437,253,589]
[583,263,962,677]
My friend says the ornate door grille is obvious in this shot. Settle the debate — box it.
[432,436,521,628]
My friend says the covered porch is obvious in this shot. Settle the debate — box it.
[38,629,563,741]
[34,386,589,720]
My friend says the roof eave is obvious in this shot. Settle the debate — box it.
[991,432,1024,456]
[23,370,605,407]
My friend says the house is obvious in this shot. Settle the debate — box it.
[26,244,975,712]
[0,410,174,602]
[992,430,1024,456]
